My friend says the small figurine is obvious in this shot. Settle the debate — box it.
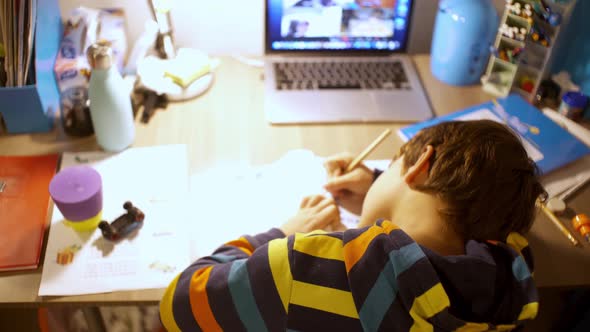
[98,201,145,241]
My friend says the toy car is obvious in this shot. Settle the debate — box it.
[98,201,145,241]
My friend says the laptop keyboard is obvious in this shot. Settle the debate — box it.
[273,60,411,90]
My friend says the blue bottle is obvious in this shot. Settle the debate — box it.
[431,0,499,86]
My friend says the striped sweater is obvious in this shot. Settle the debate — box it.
[160,220,538,331]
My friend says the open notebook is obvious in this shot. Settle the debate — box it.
[189,150,389,259]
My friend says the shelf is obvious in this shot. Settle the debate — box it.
[518,62,541,75]
[482,80,511,97]
[500,36,525,48]
[493,56,518,70]
[507,13,533,27]
[483,0,576,104]
[513,86,533,99]
[524,39,549,53]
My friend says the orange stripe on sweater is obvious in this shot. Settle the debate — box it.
[344,221,399,273]
[189,266,222,331]
[225,237,255,256]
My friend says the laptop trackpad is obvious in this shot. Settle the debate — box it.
[267,91,381,123]
[373,92,432,122]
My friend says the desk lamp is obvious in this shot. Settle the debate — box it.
[137,0,214,102]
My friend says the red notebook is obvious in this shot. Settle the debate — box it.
[0,154,60,271]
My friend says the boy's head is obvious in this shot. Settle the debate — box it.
[361,120,547,241]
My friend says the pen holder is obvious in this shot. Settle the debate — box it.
[0,0,62,134]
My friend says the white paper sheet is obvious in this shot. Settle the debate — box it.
[39,145,191,296]
[189,149,389,260]
[541,109,590,199]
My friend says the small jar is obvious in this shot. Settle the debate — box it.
[559,91,589,122]
[61,87,94,137]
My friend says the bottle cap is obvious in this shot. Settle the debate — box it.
[562,91,589,108]
[86,42,114,70]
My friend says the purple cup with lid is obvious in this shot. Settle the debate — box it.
[49,166,102,222]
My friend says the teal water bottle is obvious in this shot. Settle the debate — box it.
[431,0,499,85]
[87,43,135,152]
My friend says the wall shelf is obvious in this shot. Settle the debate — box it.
[501,36,526,48]
[482,0,577,103]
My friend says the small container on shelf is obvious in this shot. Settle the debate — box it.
[559,91,589,121]
[529,23,552,47]
[515,64,539,95]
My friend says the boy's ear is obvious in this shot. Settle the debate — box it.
[404,145,434,186]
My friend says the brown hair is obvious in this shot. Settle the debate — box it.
[399,120,547,241]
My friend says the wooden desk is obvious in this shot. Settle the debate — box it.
[1,55,588,307]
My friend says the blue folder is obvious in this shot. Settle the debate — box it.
[398,94,590,175]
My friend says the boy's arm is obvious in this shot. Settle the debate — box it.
[159,228,293,332]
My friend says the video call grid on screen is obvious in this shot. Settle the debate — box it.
[267,0,412,51]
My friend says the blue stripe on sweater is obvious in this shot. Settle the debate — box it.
[228,259,269,332]
[512,255,531,282]
[389,242,425,274]
[359,242,425,331]
[210,254,236,263]
[359,261,398,331]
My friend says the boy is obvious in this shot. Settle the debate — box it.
[160,120,546,331]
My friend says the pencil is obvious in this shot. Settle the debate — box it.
[345,129,391,173]
[538,201,579,246]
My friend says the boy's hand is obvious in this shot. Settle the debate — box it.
[281,195,343,236]
[323,153,373,215]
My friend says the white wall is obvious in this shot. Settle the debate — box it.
[58,0,266,55]
[58,0,506,55]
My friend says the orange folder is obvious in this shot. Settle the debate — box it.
[0,154,59,271]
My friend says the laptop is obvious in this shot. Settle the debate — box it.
[264,0,432,124]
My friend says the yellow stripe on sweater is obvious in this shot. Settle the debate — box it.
[518,302,539,321]
[290,280,359,319]
[454,322,516,332]
[507,233,528,255]
[454,322,489,332]
[294,233,344,261]
[409,283,450,332]
[494,325,517,331]
[268,237,293,313]
[159,274,182,332]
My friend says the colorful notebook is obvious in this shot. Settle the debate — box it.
[0,154,60,271]
[398,94,590,175]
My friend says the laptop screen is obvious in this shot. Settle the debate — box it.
[266,0,413,52]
